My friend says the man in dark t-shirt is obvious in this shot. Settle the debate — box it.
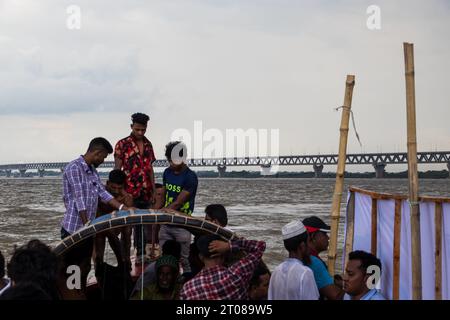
[159,141,198,273]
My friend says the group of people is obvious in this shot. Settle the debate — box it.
[0,112,386,300]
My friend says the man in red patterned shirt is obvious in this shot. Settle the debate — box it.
[114,113,156,262]
[179,234,265,300]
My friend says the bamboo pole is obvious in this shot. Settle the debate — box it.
[344,191,356,271]
[435,202,443,300]
[393,199,402,300]
[403,42,422,300]
[328,74,355,275]
[371,198,378,255]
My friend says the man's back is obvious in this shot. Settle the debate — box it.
[180,239,265,300]
[268,258,319,300]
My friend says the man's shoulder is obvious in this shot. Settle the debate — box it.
[115,136,132,147]
[184,167,198,180]
[309,255,326,270]
[64,157,83,172]
[143,136,154,146]
[284,259,312,274]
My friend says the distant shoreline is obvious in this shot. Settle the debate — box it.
[2,170,449,179]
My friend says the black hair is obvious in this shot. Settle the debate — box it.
[348,250,382,275]
[131,113,149,125]
[7,239,59,300]
[155,183,163,189]
[0,250,5,278]
[162,240,182,260]
[283,232,308,252]
[205,204,228,227]
[196,234,223,258]
[334,274,343,281]
[108,169,127,185]
[87,137,113,154]
[165,141,184,161]
[249,260,271,288]
[0,281,52,300]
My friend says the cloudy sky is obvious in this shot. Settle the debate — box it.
[0,0,449,172]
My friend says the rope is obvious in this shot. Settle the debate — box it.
[335,106,362,147]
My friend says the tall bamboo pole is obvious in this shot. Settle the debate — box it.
[435,202,442,300]
[403,42,422,300]
[328,74,355,275]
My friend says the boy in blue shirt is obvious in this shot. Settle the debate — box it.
[159,141,198,273]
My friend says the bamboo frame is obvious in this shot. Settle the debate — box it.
[328,74,355,275]
[435,202,443,300]
[349,186,450,203]
[404,42,422,300]
[345,187,449,300]
[371,198,378,255]
[344,191,356,271]
[393,199,402,300]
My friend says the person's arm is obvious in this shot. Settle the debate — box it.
[114,155,123,170]
[149,144,156,204]
[114,141,123,170]
[166,190,191,211]
[124,194,134,207]
[149,169,156,204]
[320,284,345,300]
[209,238,266,284]
[97,181,129,211]
[308,256,342,299]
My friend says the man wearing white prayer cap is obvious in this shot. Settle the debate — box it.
[268,220,320,300]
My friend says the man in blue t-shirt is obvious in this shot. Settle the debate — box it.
[306,254,344,300]
[159,141,198,273]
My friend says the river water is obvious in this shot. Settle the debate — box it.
[1,177,449,274]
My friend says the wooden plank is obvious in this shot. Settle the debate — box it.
[348,186,450,203]
[344,191,356,272]
[435,202,443,300]
[393,199,402,300]
[371,198,378,255]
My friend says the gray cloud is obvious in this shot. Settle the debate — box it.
[0,0,449,164]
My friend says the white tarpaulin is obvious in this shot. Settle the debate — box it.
[343,190,450,300]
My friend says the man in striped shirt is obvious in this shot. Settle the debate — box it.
[180,234,265,300]
[60,137,130,292]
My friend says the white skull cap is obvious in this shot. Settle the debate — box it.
[282,220,307,240]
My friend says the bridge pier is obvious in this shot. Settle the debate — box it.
[373,163,386,179]
[38,169,46,178]
[19,169,27,178]
[217,165,226,178]
[260,164,272,176]
[313,164,324,178]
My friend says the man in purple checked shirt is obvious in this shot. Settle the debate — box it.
[60,137,130,294]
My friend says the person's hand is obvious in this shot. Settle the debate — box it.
[150,194,156,206]
[208,240,231,257]
[160,208,177,215]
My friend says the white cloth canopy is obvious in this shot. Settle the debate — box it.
[343,190,450,300]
